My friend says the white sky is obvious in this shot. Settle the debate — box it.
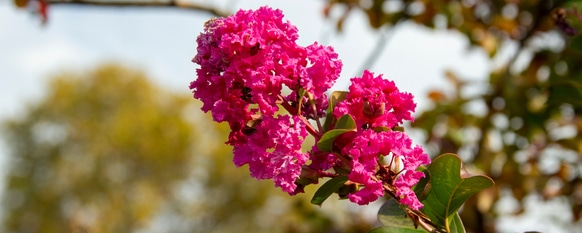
[3,0,574,232]
[0,0,491,118]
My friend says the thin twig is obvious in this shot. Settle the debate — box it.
[47,0,229,17]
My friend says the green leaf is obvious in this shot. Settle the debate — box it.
[335,114,356,129]
[316,129,352,152]
[368,227,427,233]
[449,213,466,233]
[323,91,348,131]
[420,153,494,232]
[378,199,419,229]
[316,115,356,152]
[412,166,430,201]
[310,176,348,206]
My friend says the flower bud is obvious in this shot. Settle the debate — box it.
[362,101,385,119]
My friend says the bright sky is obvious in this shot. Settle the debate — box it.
[2,0,574,232]
[0,0,491,118]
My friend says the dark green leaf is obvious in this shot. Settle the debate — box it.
[378,199,418,229]
[316,129,352,152]
[412,166,430,202]
[421,154,494,232]
[316,115,356,152]
[311,176,348,206]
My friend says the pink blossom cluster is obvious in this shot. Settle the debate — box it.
[233,115,309,194]
[190,6,430,210]
[333,71,430,207]
[191,6,341,143]
[190,6,341,194]
[334,70,416,129]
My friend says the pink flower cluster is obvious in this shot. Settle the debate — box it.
[191,6,341,142]
[233,115,309,193]
[190,6,341,194]
[191,6,430,210]
[333,71,430,207]
[334,70,416,129]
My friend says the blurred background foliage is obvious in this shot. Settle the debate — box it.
[6,0,582,232]
[321,0,582,232]
[1,64,372,233]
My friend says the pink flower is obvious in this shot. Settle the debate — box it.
[334,70,416,129]
[339,130,383,205]
[348,177,384,205]
[308,145,338,171]
[389,131,430,210]
[191,6,342,143]
[340,128,430,208]
[191,7,300,121]
[233,115,308,194]
[395,170,426,210]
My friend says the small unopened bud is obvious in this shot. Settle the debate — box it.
[385,152,404,175]
[363,101,385,118]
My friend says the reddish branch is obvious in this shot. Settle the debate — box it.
[46,0,228,17]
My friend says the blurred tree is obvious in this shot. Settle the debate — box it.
[2,64,196,232]
[322,0,582,232]
[1,64,373,233]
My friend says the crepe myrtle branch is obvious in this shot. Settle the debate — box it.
[46,0,228,17]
